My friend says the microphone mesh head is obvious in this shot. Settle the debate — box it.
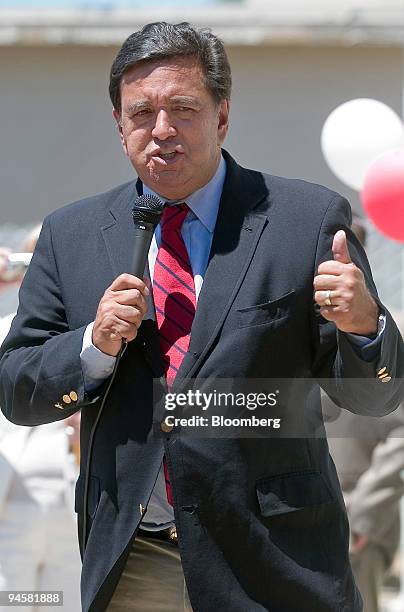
[132,194,164,226]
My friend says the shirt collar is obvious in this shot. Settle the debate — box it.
[143,153,226,233]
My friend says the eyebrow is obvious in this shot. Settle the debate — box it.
[125,101,151,115]
[169,96,201,108]
[124,96,201,115]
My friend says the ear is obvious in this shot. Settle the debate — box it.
[112,108,128,156]
[217,99,230,145]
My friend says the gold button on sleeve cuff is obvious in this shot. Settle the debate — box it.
[161,420,173,433]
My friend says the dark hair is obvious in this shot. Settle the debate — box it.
[109,22,232,114]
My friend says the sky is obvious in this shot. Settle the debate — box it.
[0,0,219,7]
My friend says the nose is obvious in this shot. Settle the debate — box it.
[151,109,177,140]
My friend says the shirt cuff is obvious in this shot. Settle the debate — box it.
[80,322,116,392]
[344,314,386,362]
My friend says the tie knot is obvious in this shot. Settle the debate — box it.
[161,203,189,233]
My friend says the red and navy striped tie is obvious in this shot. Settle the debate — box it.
[153,203,196,504]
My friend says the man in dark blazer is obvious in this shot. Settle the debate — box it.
[0,22,403,612]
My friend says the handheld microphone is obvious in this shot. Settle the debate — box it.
[131,194,164,278]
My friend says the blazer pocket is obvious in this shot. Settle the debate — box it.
[256,470,334,518]
[237,290,296,329]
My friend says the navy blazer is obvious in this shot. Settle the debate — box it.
[1,151,403,612]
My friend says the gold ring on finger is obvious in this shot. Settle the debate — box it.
[324,290,333,307]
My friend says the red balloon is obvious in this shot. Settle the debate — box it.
[361,149,404,242]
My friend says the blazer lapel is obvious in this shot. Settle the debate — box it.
[174,153,270,382]
[100,180,137,279]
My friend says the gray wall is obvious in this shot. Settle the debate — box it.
[1,43,403,305]
[1,45,123,223]
[226,45,402,212]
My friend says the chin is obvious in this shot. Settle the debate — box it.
[151,175,188,195]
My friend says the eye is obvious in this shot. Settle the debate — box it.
[175,106,193,113]
[134,109,152,117]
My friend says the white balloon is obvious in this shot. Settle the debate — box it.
[321,98,404,191]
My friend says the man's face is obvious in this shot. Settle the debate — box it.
[113,56,229,200]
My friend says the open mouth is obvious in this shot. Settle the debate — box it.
[160,152,176,161]
[151,150,181,165]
